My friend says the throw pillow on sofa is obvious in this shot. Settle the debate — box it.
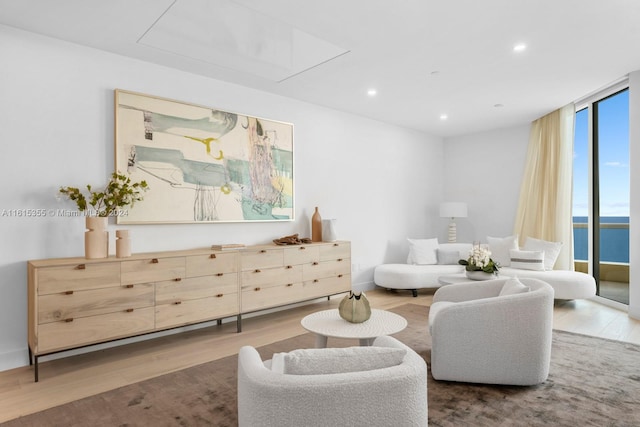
[437,249,461,265]
[499,277,530,296]
[270,346,407,375]
[509,249,545,271]
[407,238,439,265]
[487,235,519,267]
[523,237,562,270]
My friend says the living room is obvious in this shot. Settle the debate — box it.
[1,1,639,424]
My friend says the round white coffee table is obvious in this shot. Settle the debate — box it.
[438,273,509,285]
[301,308,407,348]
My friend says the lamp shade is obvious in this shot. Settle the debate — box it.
[439,202,467,218]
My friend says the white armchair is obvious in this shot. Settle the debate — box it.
[429,277,554,386]
[237,335,428,427]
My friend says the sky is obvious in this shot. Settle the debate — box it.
[573,88,629,217]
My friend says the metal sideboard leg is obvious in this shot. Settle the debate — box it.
[237,314,242,333]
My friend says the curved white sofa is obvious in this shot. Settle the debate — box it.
[374,242,596,299]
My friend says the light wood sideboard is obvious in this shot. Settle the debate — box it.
[27,241,351,381]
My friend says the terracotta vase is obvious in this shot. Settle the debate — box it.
[311,207,323,242]
[116,229,131,258]
[85,216,108,259]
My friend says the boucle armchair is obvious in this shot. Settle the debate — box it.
[237,335,428,427]
[429,277,554,386]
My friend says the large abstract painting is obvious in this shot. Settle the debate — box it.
[115,90,294,224]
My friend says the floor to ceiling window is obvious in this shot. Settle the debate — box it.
[573,86,630,304]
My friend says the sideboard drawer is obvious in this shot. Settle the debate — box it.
[302,259,351,281]
[155,294,238,329]
[121,256,185,284]
[319,242,351,261]
[37,262,121,295]
[241,282,303,312]
[155,275,238,305]
[283,245,320,265]
[38,283,154,324]
[186,252,238,277]
[241,248,283,270]
[36,306,155,354]
[303,274,351,299]
[241,265,302,288]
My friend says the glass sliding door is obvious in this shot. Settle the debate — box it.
[573,88,629,304]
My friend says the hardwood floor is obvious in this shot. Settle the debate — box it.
[1,288,639,423]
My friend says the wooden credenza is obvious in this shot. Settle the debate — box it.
[27,241,351,381]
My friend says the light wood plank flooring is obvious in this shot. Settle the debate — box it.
[1,288,639,423]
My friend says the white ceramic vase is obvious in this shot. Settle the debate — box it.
[323,219,337,242]
[465,270,495,281]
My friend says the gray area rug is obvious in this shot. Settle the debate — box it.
[4,303,640,426]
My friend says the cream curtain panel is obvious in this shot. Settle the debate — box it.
[514,104,575,270]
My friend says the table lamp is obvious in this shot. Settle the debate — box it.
[439,202,467,243]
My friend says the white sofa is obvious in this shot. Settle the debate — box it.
[237,335,428,427]
[374,241,596,299]
[429,277,554,385]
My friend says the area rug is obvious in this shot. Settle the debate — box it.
[5,303,640,426]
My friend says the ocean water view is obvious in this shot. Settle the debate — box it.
[573,216,629,263]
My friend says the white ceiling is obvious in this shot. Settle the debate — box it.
[2,0,640,137]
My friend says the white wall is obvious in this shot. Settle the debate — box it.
[0,25,444,371]
[441,124,530,243]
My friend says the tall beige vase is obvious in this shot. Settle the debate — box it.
[311,207,323,242]
[85,216,108,259]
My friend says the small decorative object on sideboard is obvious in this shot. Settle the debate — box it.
[115,229,131,258]
[59,171,148,259]
[273,233,312,245]
[338,291,372,323]
[458,243,500,280]
[311,207,323,242]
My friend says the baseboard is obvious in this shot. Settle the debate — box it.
[352,280,375,293]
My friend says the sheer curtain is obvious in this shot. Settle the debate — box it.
[513,104,575,270]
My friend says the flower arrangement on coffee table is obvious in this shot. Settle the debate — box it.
[459,243,500,275]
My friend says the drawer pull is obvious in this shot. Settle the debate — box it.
[64,318,74,323]
[216,293,224,298]
[173,301,182,305]
[338,274,344,278]
[313,279,319,283]
[254,269,261,273]
[286,283,293,287]
[333,243,339,247]
[286,265,293,269]
[151,258,159,264]
[312,262,319,265]
[64,290,74,295]
[75,264,86,270]
[299,246,306,250]
[125,308,134,313]
[125,284,134,288]
[174,278,182,282]
[216,273,224,276]
[254,287,261,291]
[260,250,267,253]
[338,258,344,262]
[210,254,217,259]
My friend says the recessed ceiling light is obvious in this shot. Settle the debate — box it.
[440,114,448,120]
[494,103,504,108]
[430,71,440,76]
[513,43,527,52]
[367,89,377,96]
